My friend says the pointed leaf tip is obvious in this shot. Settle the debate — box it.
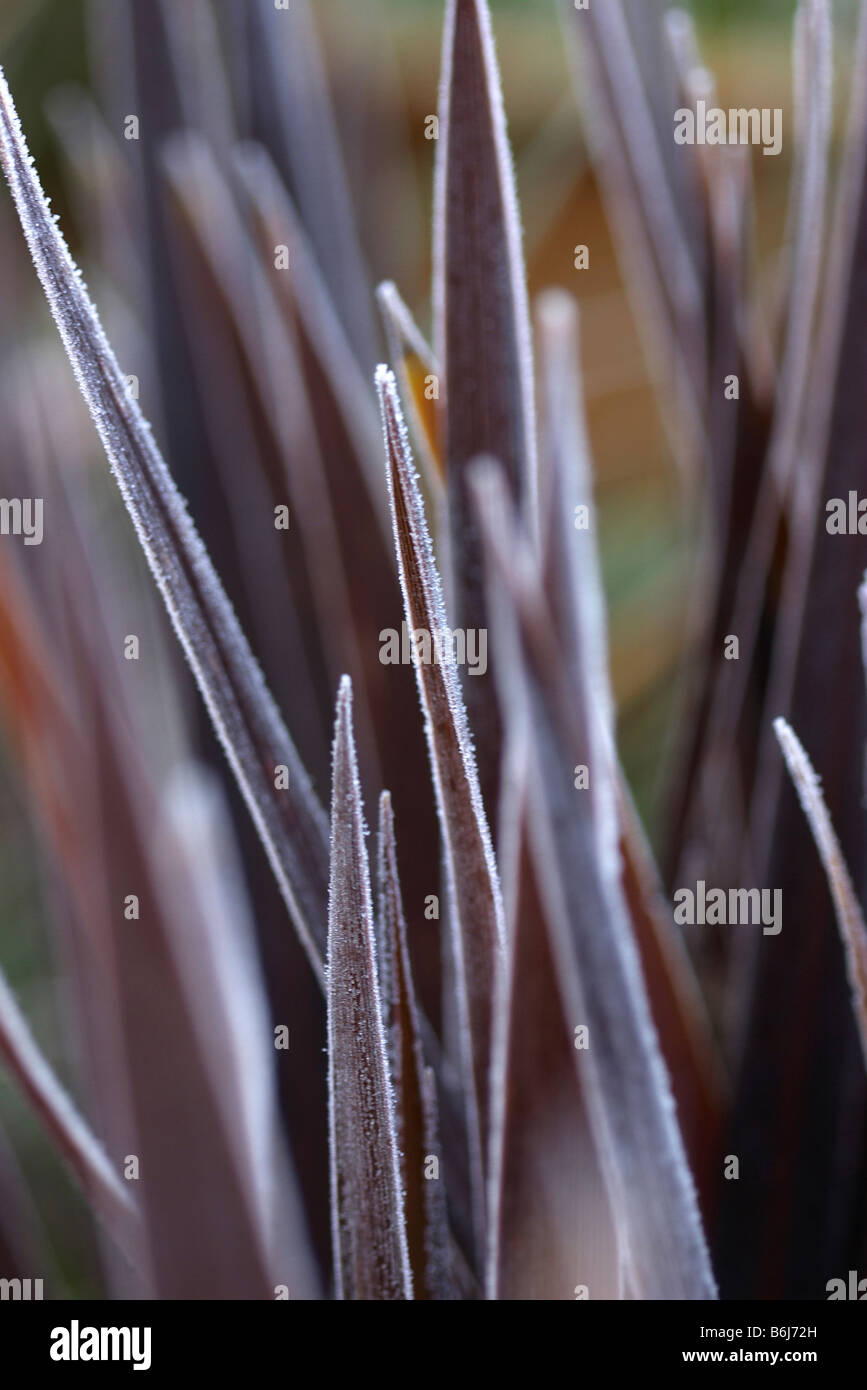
[0,69,330,979]
[774,717,867,1069]
[376,368,505,1260]
[327,682,413,1300]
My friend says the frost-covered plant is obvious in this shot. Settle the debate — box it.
[0,0,864,1302]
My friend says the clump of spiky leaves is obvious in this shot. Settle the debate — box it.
[0,0,865,1302]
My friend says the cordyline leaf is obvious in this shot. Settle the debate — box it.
[38,455,323,1296]
[377,792,453,1300]
[624,0,706,279]
[246,0,378,369]
[472,461,717,1301]
[0,69,329,980]
[560,0,706,464]
[154,764,319,1293]
[433,0,537,826]
[534,289,724,1192]
[327,678,412,1301]
[161,132,379,785]
[376,366,505,1253]
[376,280,444,496]
[0,965,140,1266]
[535,290,617,867]
[782,0,833,460]
[433,0,536,506]
[774,719,867,1069]
[752,0,867,865]
[159,0,236,156]
[68,610,309,1298]
[487,737,620,1301]
[718,0,867,1299]
[237,144,446,1033]
[234,141,391,548]
[157,140,332,790]
[616,785,725,1211]
[675,0,832,885]
[44,83,144,300]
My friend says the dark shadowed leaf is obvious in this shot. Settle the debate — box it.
[774,718,867,1069]
[377,791,453,1300]
[236,143,447,1033]
[327,678,412,1300]
[718,0,867,1299]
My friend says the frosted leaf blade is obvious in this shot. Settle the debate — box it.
[433,0,538,824]
[472,463,717,1300]
[327,679,412,1301]
[0,965,139,1265]
[0,69,329,978]
[774,718,867,1067]
[376,367,505,1253]
[377,792,454,1299]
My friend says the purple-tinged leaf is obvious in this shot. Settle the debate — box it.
[327,678,412,1301]
[774,719,867,1069]
[616,784,725,1214]
[432,0,537,825]
[717,2,867,1298]
[43,83,145,305]
[377,791,454,1300]
[234,142,390,545]
[0,964,140,1266]
[0,69,329,979]
[433,0,536,507]
[487,739,620,1300]
[472,462,717,1300]
[158,0,237,156]
[154,763,320,1295]
[246,0,378,369]
[376,280,444,500]
[677,0,832,887]
[560,0,706,464]
[67,603,311,1299]
[376,367,505,1256]
[535,289,617,867]
[236,145,446,1033]
[161,133,379,786]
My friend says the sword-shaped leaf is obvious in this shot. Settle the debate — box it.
[0,70,329,979]
[246,0,379,369]
[719,0,867,1298]
[377,791,453,1300]
[535,289,724,1208]
[237,144,445,1031]
[432,0,537,826]
[376,280,444,497]
[376,367,505,1253]
[487,736,620,1301]
[472,461,717,1301]
[0,964,139,1265]
[327,678,412,1301]
[774,718,867,1068]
